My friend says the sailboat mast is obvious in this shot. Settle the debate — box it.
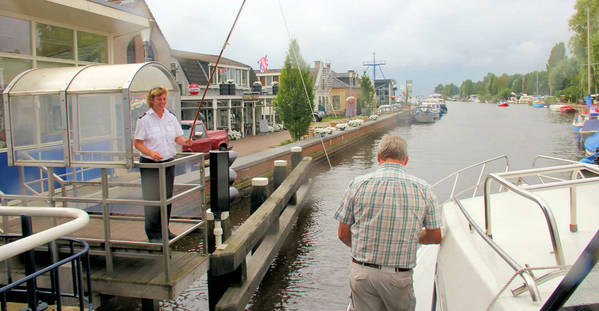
[588,4,592,96]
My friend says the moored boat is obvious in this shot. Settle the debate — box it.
[411,104,436,123]
[532,102,546,108]
[425,155,599,310]
[583,131,599,155]
[579,151,599,164]
[497,101,509,107]
[559,105,576,113]
[548,104,565,111]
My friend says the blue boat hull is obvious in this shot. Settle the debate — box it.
[584,131,599,154]
[580,152,599,164]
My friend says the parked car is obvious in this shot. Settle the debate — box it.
[180,120,230,153]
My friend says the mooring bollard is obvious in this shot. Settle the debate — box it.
[273,160,288,191]
[291,146,302,169]
[250,177,268,215]
[290,147,302,205]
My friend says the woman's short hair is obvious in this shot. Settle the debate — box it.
[146,86,168,108]
[377,134,408,161]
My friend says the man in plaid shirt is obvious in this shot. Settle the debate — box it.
[334,134,442,311]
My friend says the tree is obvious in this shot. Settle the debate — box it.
[443,83,459,98]
[498,88,513,100]
[459,80,474,98]
[547,43,567,71]
[274,39,314,141]
[550,58,581,94]
[434,83,444,94]
[359,71,375,115]
[546,43,567,94]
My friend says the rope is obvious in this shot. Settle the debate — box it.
[277,0,332,168]
[188,0,247,139]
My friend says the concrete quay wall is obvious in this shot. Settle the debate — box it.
[232,111,408,189]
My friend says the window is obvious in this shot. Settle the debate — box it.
[37,61,74,68]
[36,23,73,60]
[333,96,340,110]
[0,16,31,55]
[0,57,32,89]
[127,39,136,63]
[78,31,107,63]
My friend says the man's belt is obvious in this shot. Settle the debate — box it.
[352,258,411,272]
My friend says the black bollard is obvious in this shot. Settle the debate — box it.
[273,160,288,191]
[289,147,302,204]
[290,146,302,169]
[250,177,268,215]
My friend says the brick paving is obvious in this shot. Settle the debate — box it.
[230,130,292,157]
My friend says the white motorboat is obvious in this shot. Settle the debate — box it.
[548,104,566,112]
[419,155,599,310]
[411,103,439,123]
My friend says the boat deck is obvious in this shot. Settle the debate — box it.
[436,178,599,310]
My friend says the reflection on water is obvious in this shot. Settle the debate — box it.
[169,102,584,310]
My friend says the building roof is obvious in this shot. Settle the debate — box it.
[256,69,281,75]
[329,73,349,89]
[172,50,257,86]
[176,58,210,86]
[172,50,251,68]
[374,79,395,88]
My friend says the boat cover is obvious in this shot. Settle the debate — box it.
[584,131,599,153]
[581,119,599,132]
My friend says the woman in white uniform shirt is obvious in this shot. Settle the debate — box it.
[134,86,190,242]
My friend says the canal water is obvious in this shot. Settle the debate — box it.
[164,102,584,310]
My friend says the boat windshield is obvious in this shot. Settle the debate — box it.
[541,230,599,310]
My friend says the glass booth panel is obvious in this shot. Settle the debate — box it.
[9,94,65,163]
[129,91,179,142]
[68,93,127,165]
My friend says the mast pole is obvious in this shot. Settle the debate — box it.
[588,4,592,96]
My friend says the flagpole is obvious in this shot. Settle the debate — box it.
[188,0,247,139]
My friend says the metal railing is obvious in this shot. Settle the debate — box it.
[433,155,599,304]
[0,152,207,282]
[1,207,92,311]
[483,163,599,265]
[431,154,510,198]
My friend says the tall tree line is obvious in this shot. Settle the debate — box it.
[437,0,597,102]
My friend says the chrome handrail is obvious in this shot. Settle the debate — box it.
[483,162,599,266]
[483,173,565,265]
[432,154,510,199]
[433,156,599,304]
[452,199,541,302]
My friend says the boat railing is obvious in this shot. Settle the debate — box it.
[484,162,599,265]
[531,155,581,184]
[432,155,510,200]
[452,199,542,302]
[1,206,92,310]
[433,156,599,304]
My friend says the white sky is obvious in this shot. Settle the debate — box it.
[145,0,576,95]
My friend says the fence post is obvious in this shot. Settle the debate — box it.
[21,216,39,311]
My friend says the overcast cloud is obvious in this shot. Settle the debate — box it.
[145,0,576,95]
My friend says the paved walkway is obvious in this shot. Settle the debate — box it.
[230,130,292,157]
